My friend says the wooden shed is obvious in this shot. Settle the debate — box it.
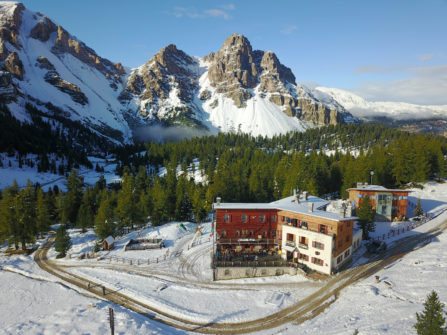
[102,236,115,250]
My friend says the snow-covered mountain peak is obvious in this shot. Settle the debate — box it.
[315,86,447,121]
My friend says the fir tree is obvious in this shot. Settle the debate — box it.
[36,188,51,236]
[414,290,446,335]
[76,191,93,233]
[357,195,375,239]
[95,192,115,239]
[62,170,83,225]
[54,224,71,258]
[414,198,424,217]
[15,181,36,250]
[116,170,139,229]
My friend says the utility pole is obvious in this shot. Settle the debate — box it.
[108,307,115,335]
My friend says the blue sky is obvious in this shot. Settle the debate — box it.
[18,0,447,104]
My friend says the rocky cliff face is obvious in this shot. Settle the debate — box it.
[203,33,347,125]
[0,2,355,143]
[121,44,204,127]
[122,33,354,134]
[0,2,132,144]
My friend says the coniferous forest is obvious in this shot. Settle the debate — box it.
[1,124,446,248]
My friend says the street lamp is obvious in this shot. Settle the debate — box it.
[370,171,374,185]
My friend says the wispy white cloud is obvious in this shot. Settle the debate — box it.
[169,4,235,20]
[204,8,231,20]
[280,24,297,35]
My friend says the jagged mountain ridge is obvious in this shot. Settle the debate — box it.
[121,34,356,137]
[0,2,353,145]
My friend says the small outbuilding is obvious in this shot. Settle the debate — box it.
[102,236,115,250]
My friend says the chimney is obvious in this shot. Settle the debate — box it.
[308,202,314,212]
[216,197,221,206]
[346,202,352,217]
[294,188,300,203]
[303,191,308,201]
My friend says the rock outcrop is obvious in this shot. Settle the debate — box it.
[203,33,346,125]
[29,17,57,42]
[52,26,124,81]
[4,51,24,79]
[37,56,88,105]
[121,44,201,125]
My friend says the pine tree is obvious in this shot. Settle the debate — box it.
[36,188,50,236]
[76,191,93,233]
[54,224,71,258]
[150,178,168,226]
[0,182,19,247]
[414,198,424,217]
[15,181,36,250]
[62,170,83,225]
[116,170,139,229]
[414,290,446,335]
[357,195,375,239]
[95,191,115,239]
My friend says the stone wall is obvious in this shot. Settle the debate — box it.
[214,266,302,281]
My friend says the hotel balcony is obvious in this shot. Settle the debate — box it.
[298,243,309,250]
[282,223,334,237]
[285,240,296,248]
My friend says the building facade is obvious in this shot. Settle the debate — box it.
[213,192,360,275]
[347,183,411,221]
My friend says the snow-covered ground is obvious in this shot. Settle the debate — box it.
[0,155,120,190]
[1,181,447,334]
[0,255,183,335]
[267,215,447,335]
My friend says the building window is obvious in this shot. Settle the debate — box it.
[241,214,248,223]
[221,230,227,238]
[344,249,351,257]
[312,241,325,250]
[259,214,266,223]
[224,214,231,223]
[311,257,324,266]
[271,215,277,223]
[299,254,309,261]
[319,225,328,234]
[286,233,294,242]
[337,255,343,264]
[300,221,308,229]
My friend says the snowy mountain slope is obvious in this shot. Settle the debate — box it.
[120,34,356,138]
[315,86,447,121]
[0,2,133,144]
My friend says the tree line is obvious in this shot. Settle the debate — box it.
[1,124,446,248]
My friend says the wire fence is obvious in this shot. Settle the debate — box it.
[99,250,183,266]
[370,212,440,242]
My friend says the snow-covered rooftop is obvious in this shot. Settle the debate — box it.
[214,194,356,222]
[347,184,411,193]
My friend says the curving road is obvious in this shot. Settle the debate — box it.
[35,219,447,334]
